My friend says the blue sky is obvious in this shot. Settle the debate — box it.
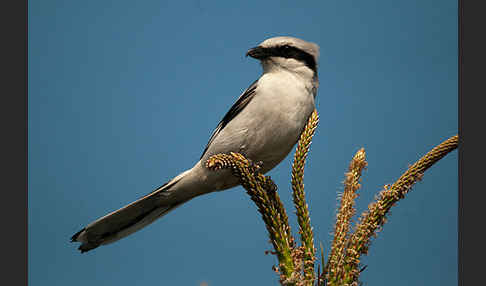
[29,1,457,285]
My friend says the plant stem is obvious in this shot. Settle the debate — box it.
[341,135,458,284]
[291,110,319,284]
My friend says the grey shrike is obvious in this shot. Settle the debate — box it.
[71,36,320,253]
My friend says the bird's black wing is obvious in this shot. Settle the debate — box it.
[200,79,258,159]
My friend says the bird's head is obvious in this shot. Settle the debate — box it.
[246,36,319,76]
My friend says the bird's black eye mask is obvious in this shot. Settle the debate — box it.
[246,44,317,72]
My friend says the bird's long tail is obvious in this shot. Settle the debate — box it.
[71,169,194,253]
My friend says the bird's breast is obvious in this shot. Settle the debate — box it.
[236,72,316,171]
[199,70,316,190]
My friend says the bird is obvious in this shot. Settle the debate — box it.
[71,36,320,253]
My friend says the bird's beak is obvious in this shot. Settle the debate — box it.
[246,46,267,59]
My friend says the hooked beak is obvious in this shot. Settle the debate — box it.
[246,46,268,59]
